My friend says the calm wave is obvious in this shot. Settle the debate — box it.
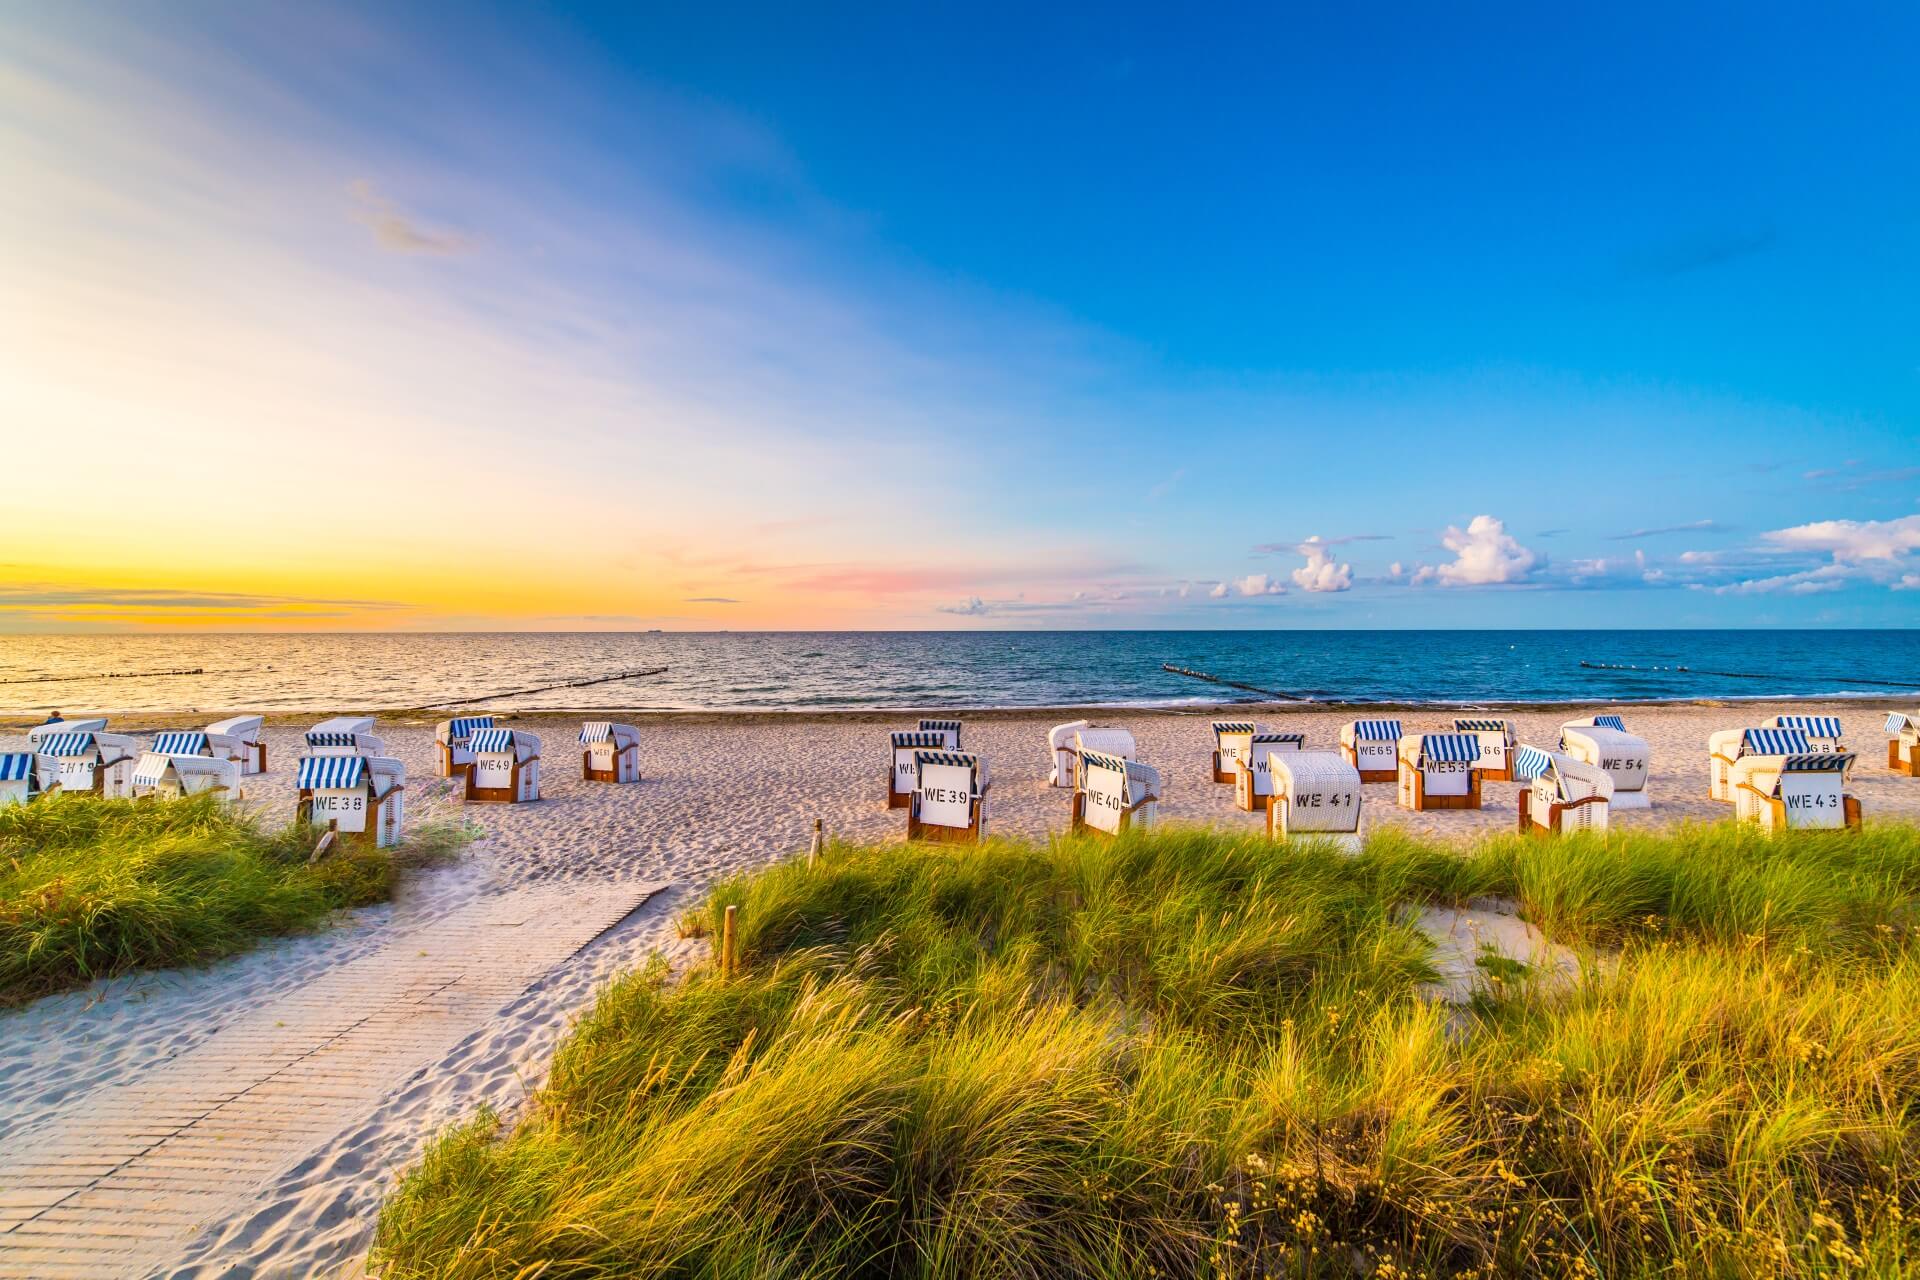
[1,631,1915,714]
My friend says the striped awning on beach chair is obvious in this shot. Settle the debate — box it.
[1512,746,1555,783]
[578,722,615,744]
[1416,733,1482,765]
[1253,731,1306,747]
[131,754,174,787]
[1888,713,1916,734]
[1740,727,1810,757]
[1594,715,1626,731]
[1453,718,1511,734]
[36,732,95,757]
[1780,752,1853,774]
[892,730,946,750]
[447,716,494,739]
[152,731,208,756]
[1352,719,1402,741]
[1212,721,1256,736]
[1082,750,1127,777]
[0,753,33,782]
[304,731,360,748]
[1773,715,1841,739]
[297,755,366,789]
[469,728,523,753]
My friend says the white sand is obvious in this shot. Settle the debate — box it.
[2,701,1916,1277]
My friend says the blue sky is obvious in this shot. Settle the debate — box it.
[4,2,1917,629]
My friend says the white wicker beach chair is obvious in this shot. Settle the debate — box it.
[1210,721,1263,784]
[1073,750,1160,836]
[1338,719,1402,783]
[1558,716,1651,810]
[1889,713,1920,776]
[1234,731,1307,812]
[465,728,540,803]
[130,751,240,802]
[1730,750,1859,832]
[205,715,267,775]
[889,730,948,808]
[298,754,407,847]
[435,716,496,777]
[1513,746,1611,835]
[579,722,641,784]
[1267,751,1364,849]
[1396,732,1482,811]
[31,729,140,798]
[1048,722,1135,788]
[908,749,989,843]
[302,717,386,759]
[0,753,39,808]
[1709,726,1805,803]
[919,719,963,750]
[1452,718,1517,780]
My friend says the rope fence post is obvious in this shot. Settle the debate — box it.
[721,904,738,976]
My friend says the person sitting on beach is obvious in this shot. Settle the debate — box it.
[42,710,63,725]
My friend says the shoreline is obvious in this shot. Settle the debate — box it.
[4,691,1915,731]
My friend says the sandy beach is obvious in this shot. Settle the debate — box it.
[4,699,1918,1277]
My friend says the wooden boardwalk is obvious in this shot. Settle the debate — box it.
[0,881,663,1279]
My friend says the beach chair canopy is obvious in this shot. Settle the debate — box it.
[1074,727,1136,758]
[1211,720,1256,743]
[441,716,495,741]
[1511,745,1555,783]
[1772,715,1842,739]
[1453,717,1513,736]
[913,750,984,794]
[470,728,531,753]
[298,755,367,789]
[891,730,946,752]
[1049,721,1090,750]
[151,731,210,756]
[130,753,176,788]
[205,715,264,738]
[35,732,96,758]
[1739,727,1810,758]
[0,753,33,783]
[919,719,963,748]
[1272,750,1361,792]
[1351,719,1403,741]
[1888,713,1918,735]
[1521,750,1614,802]
[311,716,376,735]
[1412,733,1482,766]
[1125,759,1161,798]
[1779,752,1855,775]
[29,718,108,747]
[1254,731,1307,747]
[578,721,637,745]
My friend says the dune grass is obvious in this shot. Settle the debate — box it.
[375,822,1920,1278]
[0,793,467,1004]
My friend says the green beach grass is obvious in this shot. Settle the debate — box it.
[375,822,1920,1278]
[0,794,466,1004]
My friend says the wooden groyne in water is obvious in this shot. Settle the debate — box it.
[1161,664,1309,702]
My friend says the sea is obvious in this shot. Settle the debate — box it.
[1,631,1915,715]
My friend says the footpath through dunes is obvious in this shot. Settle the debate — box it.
[1,702,1918,1276]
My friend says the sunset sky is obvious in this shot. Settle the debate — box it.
[5,2,1917,631]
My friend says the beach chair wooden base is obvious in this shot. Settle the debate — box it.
[1210,751,1234,785]
[1480,765,1514,783]
[887,782,912,809]
[1399,765,1482,812]
[580,745,640,784]
[465,756,538,804]
[1516,789,1605,836]
[1339,744,1395,784]
[1234,768,1261,812]
[1892,742,1919,776]
[908,810,983,844]
[248,742,268,774]
[1070,791,1152,837]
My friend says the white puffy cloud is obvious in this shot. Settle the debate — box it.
[1208,582,1230,599]
[937,596,991,616]
[1410,515,1540,587]
[1234,574,1287,597]
[1289,537,1353,592]
[1762,514,1920,563]
[1895,574,1920,592]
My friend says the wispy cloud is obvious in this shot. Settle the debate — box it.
[682,596,741,604]
[348,180,472,255]
[1619,224,1776,280]
[1607,519,1724,540]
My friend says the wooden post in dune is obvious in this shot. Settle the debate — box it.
[721,904,738,976]
[809,817,823,866]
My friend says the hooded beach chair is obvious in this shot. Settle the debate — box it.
[303,717,386,759]
[1047,722,1135,788]
[1266,751,1364,849]
[0,753,39,808]
[1452,718,1517,781]
[130,750,240,802]
[1233,731,1307,812]
[1731,751,1860,832]
[465,728,541,803]
[205,715,267,774]
[907,749,989,843]
[435,716,496,778]
[1888,713,1920,777]
[27,717,109,749]
[297,754,406,847]
[1709,726,1807,803]
[1397,732,1483,810]
[1072,750,1160,836]
[919,719,963,750]
[889,730,948,808]
[1210,721,1262,784]
[1513,746,1612,835]
[1338,719,1402,783]
[1558,716,1651,810]
[31,729,140,798]
[579,721,640,783]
